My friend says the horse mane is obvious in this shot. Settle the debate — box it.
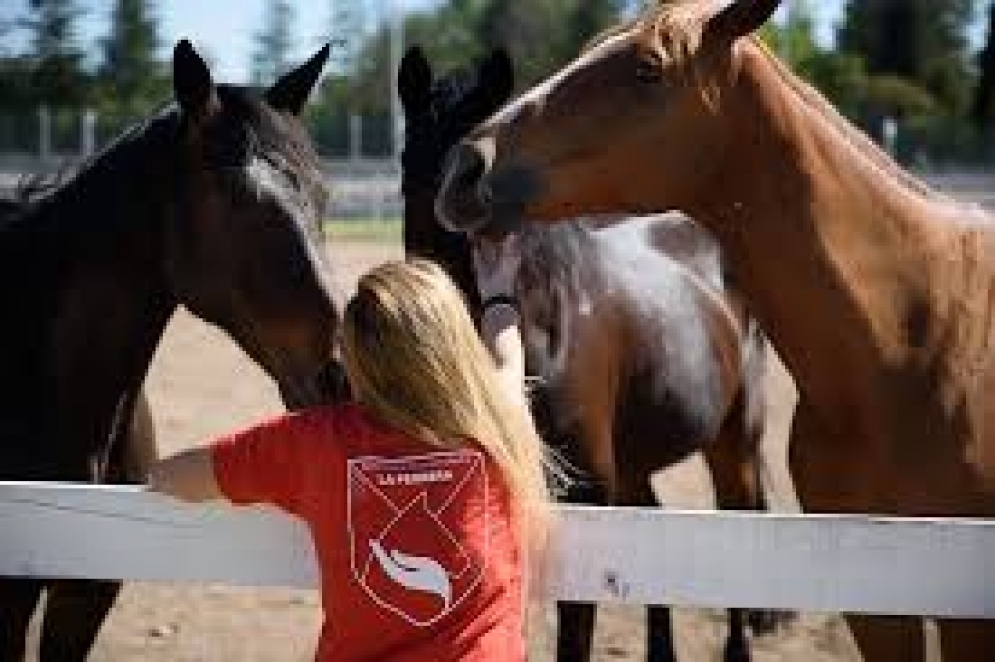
[2,107,181,241]
[748,38,939,200]
[5,85,326,242]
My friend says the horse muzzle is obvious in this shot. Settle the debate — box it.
[436,143,493,234]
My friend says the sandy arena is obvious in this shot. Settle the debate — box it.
[21,238,884,661]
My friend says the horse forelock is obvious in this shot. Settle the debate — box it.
[583,2,710,58]
[218,86,326,191]
[578,2,726,115]
[613,3,941,203]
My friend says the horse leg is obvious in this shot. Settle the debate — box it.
[122,391,157,481]
[0,578,45,661]
[39,579,121,662]
[789,399,926,661]
[702,392,768,662]
[645,606,676,662]
[556,602,597,661]
[936,618,995,661]
[845,615,925,662]
[616,474,677,662]
[555,482,606,661]
[34,400,146,662]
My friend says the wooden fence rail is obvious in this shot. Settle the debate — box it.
[1,482,993,618]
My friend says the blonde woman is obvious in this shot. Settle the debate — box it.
[147,241,550,661]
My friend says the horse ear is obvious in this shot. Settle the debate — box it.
[398,45,433,116]
[478,48,514,110]
[266,44,331,115]
[705,0,782,43]
[173,39,216,117]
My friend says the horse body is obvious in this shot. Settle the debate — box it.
[400,46,770,662]
[1,41,339,661]
[436,0,995,658]
[519,218,757,492]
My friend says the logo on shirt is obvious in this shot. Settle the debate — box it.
[347,450,488,626]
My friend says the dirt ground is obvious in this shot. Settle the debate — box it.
[27,240,874,661]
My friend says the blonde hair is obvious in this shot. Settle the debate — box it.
[341,259,553,556]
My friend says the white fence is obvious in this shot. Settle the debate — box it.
[1,482,994,618]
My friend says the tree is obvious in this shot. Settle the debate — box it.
[328,0,365,76]
[476,0,624,87]
[558,0,626,65]
[837,0,976,115]
[760,1,870,117]
[99,0,166,116]
[972,1,995,127]
[21,0,90,106]
[252,0,295,86]
[307,0,627,155]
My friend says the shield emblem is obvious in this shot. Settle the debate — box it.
[347,449,488,626]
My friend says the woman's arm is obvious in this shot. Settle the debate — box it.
[146,448,223,503]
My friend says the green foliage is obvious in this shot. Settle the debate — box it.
[972,1,995,127]
[97,0,168,117]
[837,0,975,115]
[0,0,990,165]
[864,75,939,118]
[20,0,91,106]
[760,2,869,116]
[324,217,402,243]
[0,57,38,110]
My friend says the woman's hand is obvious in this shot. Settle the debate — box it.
[471,234,527,405]
[471,233,521,305]
[146,448,222,503]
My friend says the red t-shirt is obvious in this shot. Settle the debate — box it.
[210,402,525,662]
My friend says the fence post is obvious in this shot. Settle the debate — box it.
[882,116,898,157]
[38,105,52,162]
[81,109,97,158]
[349,113,362,163]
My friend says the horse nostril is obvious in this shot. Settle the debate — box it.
[479,182,493,205]
[448,143,487,193]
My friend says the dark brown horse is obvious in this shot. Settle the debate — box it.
[0,196,160,489]
[437,0,995,659]
[0,40,342,661]
[401,45,773,662]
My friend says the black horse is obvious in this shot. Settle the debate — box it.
[0,40,343,661]
[399,46,773,662]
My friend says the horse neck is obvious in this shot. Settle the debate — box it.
[688,42,985,424]
[12,127,177,465]
[402,189,482,315]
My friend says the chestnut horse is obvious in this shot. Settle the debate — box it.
[436,0,995,659]
[0,41,343,661]
[401,45,774,662]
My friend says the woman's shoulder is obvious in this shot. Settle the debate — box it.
[302,401,410,450]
